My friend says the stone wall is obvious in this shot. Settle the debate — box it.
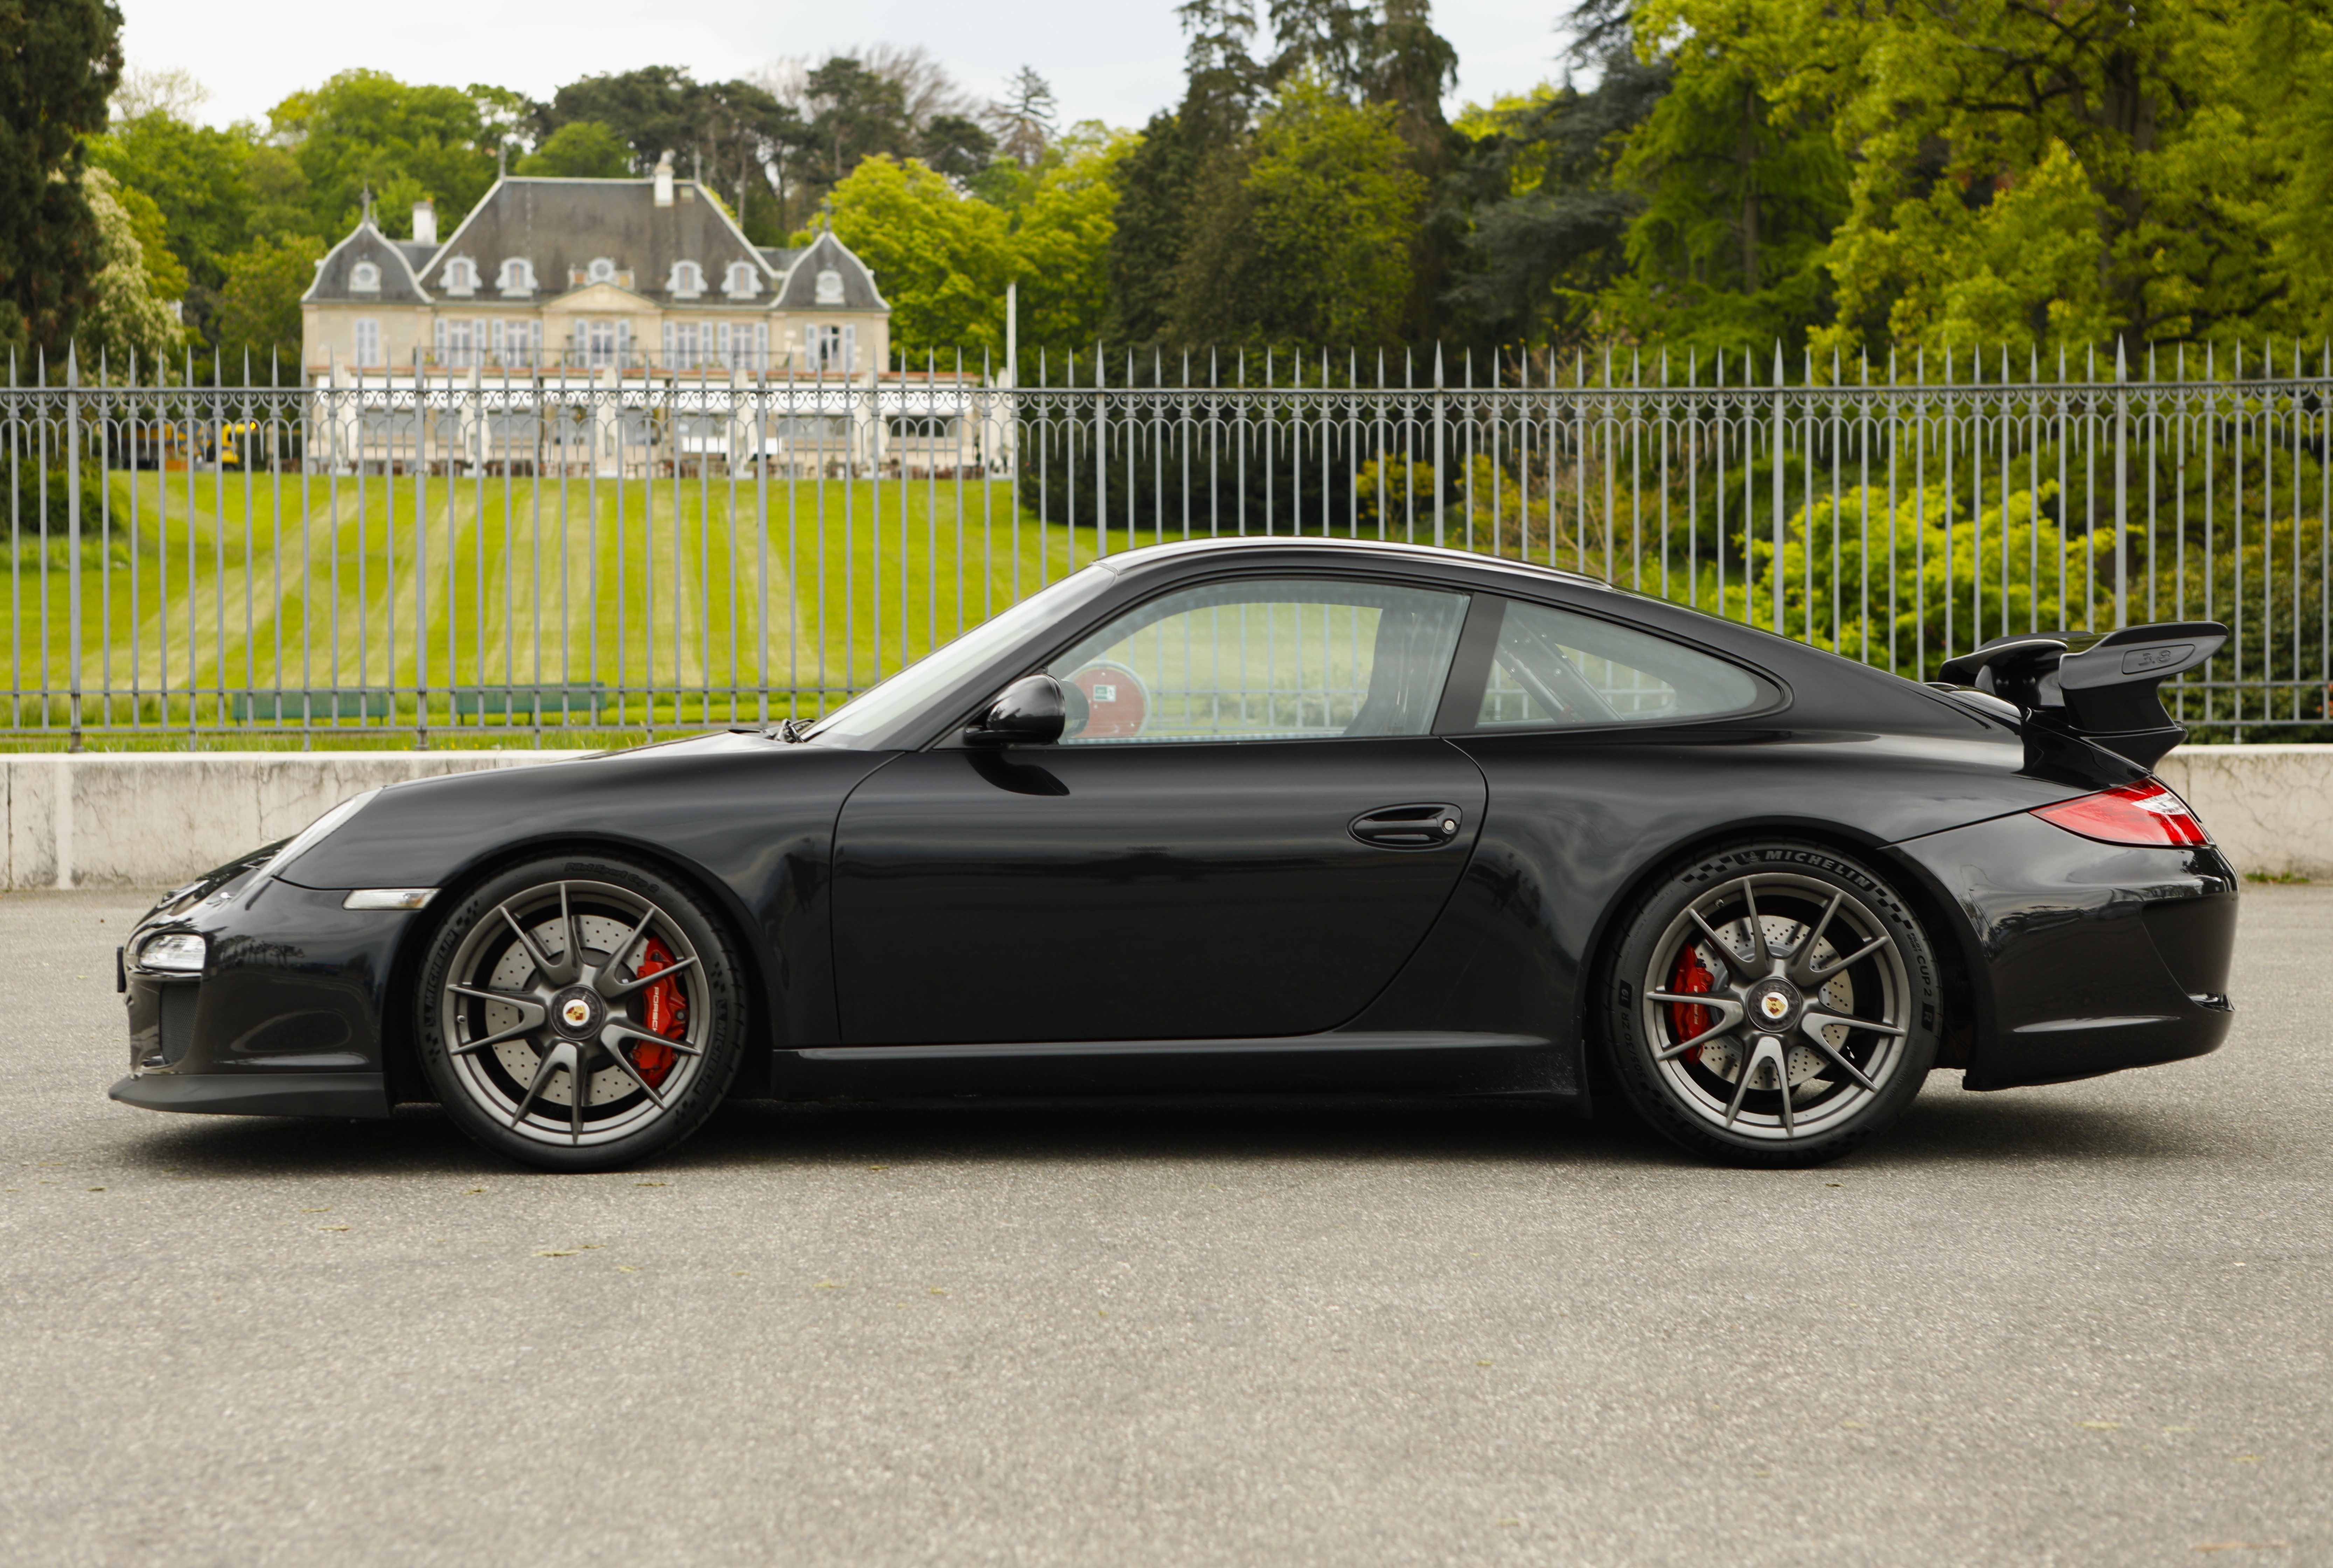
[1,744,2323,890]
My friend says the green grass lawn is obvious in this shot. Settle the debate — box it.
[2,472,1164,746]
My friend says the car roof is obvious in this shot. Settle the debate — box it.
[1092,535,1615,592]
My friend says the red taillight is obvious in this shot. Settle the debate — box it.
[2031,780,2210,847]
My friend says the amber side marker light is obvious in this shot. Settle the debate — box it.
[2031,780,2210,847]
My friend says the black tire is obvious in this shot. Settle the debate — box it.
[1600,840,1940,1167]
[416,854,746,1172]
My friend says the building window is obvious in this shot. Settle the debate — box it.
[663,320,703,367]
[753,321,769,372]
[354,317,382,366]
[585,319,617,369]
[496,258,535,296]
[814,268,844,305]
[489,320,540,368]
[805,322,854,372]
[437,317,476,368]
[350,261,381,294]
[587,257,617,286]
[668,260,705,299]
[723,262,760,299]
[442,257,479,296]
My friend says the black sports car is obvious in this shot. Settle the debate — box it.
[110,538,2237,1170]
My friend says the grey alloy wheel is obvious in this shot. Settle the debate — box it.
[1603,842,1939,1167]
[419,858,743,1170]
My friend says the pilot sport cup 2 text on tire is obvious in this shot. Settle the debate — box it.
[1601,841,1941,1168]
[417,855,746,1172]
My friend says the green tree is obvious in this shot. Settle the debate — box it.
[1172,76,1425,345]
[801,58,914,194]
[73,169,187,374]
[1632,0,2321,352]
[0,0,123,361]
[828,155,1012,355]
[214,233,326,374]
[1598,12,1850,355]
[1444,52,1670,346]
[269,70,502,239]
[1009,126,1141,352]
[516,120,633,178]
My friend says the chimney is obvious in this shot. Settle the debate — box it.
[412,198,437,246]
[654,150,675,208]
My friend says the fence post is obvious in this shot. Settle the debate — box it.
[65,346,83,752]
[1772,342,1787,637]
[1432,344,1446,548]
[2114,337,2129,630]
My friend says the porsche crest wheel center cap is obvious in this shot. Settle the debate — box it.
[552,987,603,1038]
[1749,982,1801,1028]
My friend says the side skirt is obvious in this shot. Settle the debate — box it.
[771,1031,1585,1106]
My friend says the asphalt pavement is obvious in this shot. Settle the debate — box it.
[1,884,2326,1567]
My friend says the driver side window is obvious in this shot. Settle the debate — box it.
[1045,578,1467,744]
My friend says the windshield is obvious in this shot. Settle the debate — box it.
[807,566,1114,745]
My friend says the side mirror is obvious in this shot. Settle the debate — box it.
[963,674,1066,746]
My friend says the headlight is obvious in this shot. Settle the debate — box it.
[248,789,381,898]
[136,932,207,973]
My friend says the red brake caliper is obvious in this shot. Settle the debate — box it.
[629,937,686,1090]
[1669,945,1715,1063]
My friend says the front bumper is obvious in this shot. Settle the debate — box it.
[115,879,409,1121]
[1889,811,2238,1090]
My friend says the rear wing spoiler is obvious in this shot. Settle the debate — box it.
[1935,622,2228,768]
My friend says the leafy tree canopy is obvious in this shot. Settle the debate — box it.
[0,0,123,360]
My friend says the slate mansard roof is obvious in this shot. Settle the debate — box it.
[304,177,885,311]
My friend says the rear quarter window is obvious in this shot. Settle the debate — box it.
[1477,599,1767,729]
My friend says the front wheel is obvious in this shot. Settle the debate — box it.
[416,856,745,1172]
[1600,842,1939,1167]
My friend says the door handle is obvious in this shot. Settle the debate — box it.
[1349,803,1464,850]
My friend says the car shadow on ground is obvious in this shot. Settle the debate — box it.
[98,1074,2217,1181]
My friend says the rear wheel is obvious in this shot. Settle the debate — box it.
[1601,841,1939,1167]
[416,856,744,1172]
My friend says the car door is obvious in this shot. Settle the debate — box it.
[829,575,1489,1045]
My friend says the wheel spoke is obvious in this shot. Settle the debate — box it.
[1739,879,1772,969]
[451,1018,544,1057]
[596,1039,670,1110]
[608,905,658,982]
[1687,907,1761,982]
[1808,932,1890,980]
[498,903,565,985]
[1793,1018,1880,1090]
[1656,1016,1743,1063]
[446,982,544,1013]
[600,953,699,998]
[508,1040,573,1130]
[561,883,588,986]
[1801,1007,1906,1040]
[599,1020,702,1059]
[569,1050,586,1145]
[1721,1035,1770,1128]
[1785,892,1845,984]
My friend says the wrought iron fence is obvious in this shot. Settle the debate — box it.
[3,345,2326,747]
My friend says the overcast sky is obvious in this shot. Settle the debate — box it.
[116,0,1576,134]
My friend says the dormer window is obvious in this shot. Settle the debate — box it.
[586,257,617,285]
[668,260,705,299]
[496,258,536,297]
[442,257,479,296]
[350,260,381,294]
[814,268,844,305]
[723,261,760,299]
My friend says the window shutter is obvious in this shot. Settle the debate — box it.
[754,322,769,372]
[490,320,505,359]
[804,323,819,370]
[843,324,857,372]
[433,318,445,362]
[617,319,632,359]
